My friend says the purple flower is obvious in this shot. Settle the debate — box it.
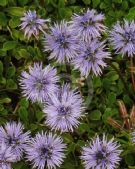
[0,122,30,162]
[43,84,85,132]
[72,39,110,77]
[0,142,16,169]
[43,20,79,63]
[109,20,135,57]
[19,63,59,103]
[81,135,122,169]
[26,132,66,169]
[20,10,49,39]
[71,9,106,41]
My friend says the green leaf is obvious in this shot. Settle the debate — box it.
[0,12,7,26]
[20,98,29,108]
[6,79,17,89]
[0,61,3,77]
[9,16,20,28]
[90,110,101,120]
[6,66,16,78]
[3,41,17,51]
[6,7,25,16]
[18,106,28,122]
[0,0,7,6]
[18,49,30,58]
[125,154,135,166]
[83,0,91,5]
[0,98,11,104]
[92,0,100,8]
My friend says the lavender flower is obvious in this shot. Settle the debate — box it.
[110,20,135,57]
[20,10,49,39]
[26,132,66,169]
[0,122,30,162]
[71,9,106,40]
[0,142,16,169]
[81,135,122,169]
[44,20,79,63]
[43,84,85,132]
[72,39,110,77]
[20,63,59,103]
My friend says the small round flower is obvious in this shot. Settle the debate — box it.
[20,10,49,39]
[81,135,122,169]
[0,122,30,162]
[0,142,16,169]
[43,84,85,132]
[44,20,80,63]
[19,63,59,103]
[72,39,110,77]
[71,9,106,40]
[109,20,135,57]
[26,132,66,169]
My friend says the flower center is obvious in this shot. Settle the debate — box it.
[58,106,69,116]
[56,34,68,48]
[7,136,18,146]
[95,147,108,165]
[81,17,94,29]
[35,79,48,91]
[40,147,51,159]
[84,49,96,63]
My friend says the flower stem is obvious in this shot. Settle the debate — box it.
[130,57,135,92]
[109,62,135,102]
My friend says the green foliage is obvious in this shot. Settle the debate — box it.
[0,0,135,168]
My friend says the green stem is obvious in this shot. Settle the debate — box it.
[109,62,135,102]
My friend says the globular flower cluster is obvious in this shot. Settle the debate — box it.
[72,39,110,77]
[20,10,49,39]
[44,21,80,63]
[26,132,66,169]
[109,20,135,57]
[81,135,122,169]
[20,63,59,103]
[71,9,106,40]
[13,7,134,169]
[44,84,85,132]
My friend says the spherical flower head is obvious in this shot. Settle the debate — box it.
[0,142,16,169]
[72,39,110,77]
[44,20,80,63]
[71,9,106,41]
[0,121,30,162]
[19,63,59,103]
[26,132,66,169]
[81,135,122,169]
[109,20,135,57]
[20,10,49,39]
[43,84,85,132]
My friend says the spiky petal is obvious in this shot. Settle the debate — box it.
[19,63,59,103]
[44,20,80,63]
[71,9,106,41]
[0,122,30,162]
[20,10,49,39]
[81,135,122,169]
[43,84,85,132]
[109,20,135,57]
[26,132,66,169]
[72,39,110,77]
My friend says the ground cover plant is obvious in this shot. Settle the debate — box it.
[1,0,135,169]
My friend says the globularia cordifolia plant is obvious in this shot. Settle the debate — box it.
[2,7,135,169]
